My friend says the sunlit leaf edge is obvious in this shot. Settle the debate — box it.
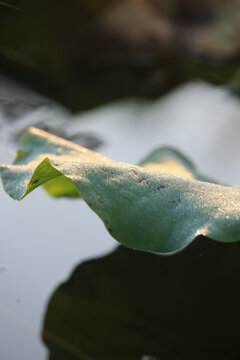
[1,127,240,255]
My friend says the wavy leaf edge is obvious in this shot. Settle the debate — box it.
[1,126,240,255]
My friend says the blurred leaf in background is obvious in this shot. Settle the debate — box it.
[42,238,240,360]
[0,0,240,111]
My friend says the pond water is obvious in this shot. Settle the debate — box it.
[1,77,240,359]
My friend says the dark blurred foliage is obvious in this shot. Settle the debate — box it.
[0,0,240,111]
[42,237,240,360]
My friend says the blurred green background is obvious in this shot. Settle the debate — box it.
[0,0,240,111]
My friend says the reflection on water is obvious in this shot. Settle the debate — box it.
[42,237,240,360]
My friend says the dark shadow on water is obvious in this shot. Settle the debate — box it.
[42,237,240,360]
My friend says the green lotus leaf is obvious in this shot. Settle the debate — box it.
[1,127,240,254]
